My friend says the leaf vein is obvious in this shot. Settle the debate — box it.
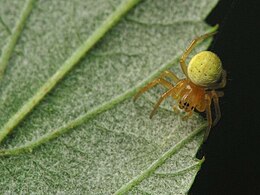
[154,158,205,178]
[0,56,180,156]
[0,0,35,80]
[125,16,203,27]
[113,123,206,195]
[0,17,11,35]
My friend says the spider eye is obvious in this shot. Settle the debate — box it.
[184,102,190,107]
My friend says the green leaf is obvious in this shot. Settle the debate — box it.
[0,0,218,194]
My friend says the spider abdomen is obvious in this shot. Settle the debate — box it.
[188,51,222,87]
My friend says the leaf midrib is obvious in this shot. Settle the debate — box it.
[0,0,141,143]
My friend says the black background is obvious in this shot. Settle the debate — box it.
[190,0,260,194]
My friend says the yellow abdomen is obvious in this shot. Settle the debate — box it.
[187,51,222,87]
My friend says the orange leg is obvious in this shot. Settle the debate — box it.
[211,91,221,126]
[134,70,180,101]
[215,91,224,97]
[204,94,212,141]
[133,78,173,101]
[173,105,180,114]
[182,111,193,121]
[150,87,176,118]
[180,31,217,77]
[161,70,180,83]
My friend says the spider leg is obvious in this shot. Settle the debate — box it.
[203,94,212,141]
[173,105,180,114]
[211,91,221,126]
[180,31,217,77]
[182,111,193,121]
[208,70,227,90]
[160,70,180,83]
[150,87,176,119]
[134,69,180,101]
[215,91,224,97]
[133,78,173,101]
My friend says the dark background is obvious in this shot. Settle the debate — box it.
[190,0,260,194]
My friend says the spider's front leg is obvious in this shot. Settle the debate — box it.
[180,31,217,77]
[133,70,179,101]
[182,111,193,121]
[150,87,176,118]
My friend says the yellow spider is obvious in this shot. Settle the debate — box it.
[134,31,227,141]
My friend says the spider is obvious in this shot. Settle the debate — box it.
[134,31,227,141]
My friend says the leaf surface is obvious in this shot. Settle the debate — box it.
[0,0,218,194]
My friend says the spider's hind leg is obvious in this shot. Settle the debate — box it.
[203,94,212,141]
[211,91,222,126]
[208,70,227,90]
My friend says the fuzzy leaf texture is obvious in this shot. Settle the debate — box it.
[0,0,218,194]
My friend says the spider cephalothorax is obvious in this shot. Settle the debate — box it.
[134,31,226,141]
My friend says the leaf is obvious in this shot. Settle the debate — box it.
[0,0,218,194]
